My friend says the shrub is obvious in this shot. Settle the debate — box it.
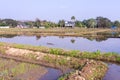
[49,48,62,55]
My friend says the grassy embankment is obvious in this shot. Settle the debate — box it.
[0,42,89,69]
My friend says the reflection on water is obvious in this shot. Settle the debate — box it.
[0,35,120,53]
[103,63,120,80]
[0,34,18,38]
[36,35,41,40]
[70,39,75,43]
[40,68,62,80]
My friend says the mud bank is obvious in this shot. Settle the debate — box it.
[58,60,107,80]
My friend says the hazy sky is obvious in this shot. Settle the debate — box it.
[0,0,120,22]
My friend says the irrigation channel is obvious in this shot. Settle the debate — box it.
[0,35,120,80]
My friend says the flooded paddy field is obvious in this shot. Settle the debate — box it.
[0,35,120,53]
[0,31,120,80]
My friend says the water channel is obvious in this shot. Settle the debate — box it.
[0,35,120,80]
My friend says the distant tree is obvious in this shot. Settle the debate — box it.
[58,20,65,27]
[34,18,41,28]
[24,21,34,28]
[42,21,57,28]
[1,19,17,27]
[43,22,49,28]
[96,17,112,28]
[75,20,83,27]
[113,20,120,27]
[71,16,76,21]
[0,23,8,26]
[87,18,97,28]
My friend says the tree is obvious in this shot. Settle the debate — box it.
[87,18,97,28]
[75,21,83,27]
[113,20,120,27]
[42,21,57,28]
[71,16,75,21]
[58,20,65,27]
[0,23,7,26]
[34,18,41,28]
[1,19,18,27]
[96,17,112,28]
[24,21,34,28]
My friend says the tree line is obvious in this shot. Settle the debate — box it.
[0,16,120,28]
[58,16,120,28]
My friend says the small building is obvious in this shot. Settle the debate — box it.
[0,26,10,28]
[17,22,28,28]
[39,26,45,29]
[65,21,75,28]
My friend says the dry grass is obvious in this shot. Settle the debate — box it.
[0,28,112,36]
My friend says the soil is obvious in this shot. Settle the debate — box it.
[61,60,108,80]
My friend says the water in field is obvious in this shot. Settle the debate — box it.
[103,63,120,80]
[0,34,120,80]
[0,35,120,53]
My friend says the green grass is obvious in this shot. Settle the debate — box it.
[25,53,38,59]
[50,48,62,55]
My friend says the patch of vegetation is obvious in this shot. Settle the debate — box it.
[69,50,79,57]
[43,55,54,63]
[0,47,6,54]
[50,48,62,55]
[58,58,67,65]
[26,53,38,60]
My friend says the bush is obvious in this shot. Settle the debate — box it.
[49,48,62,55]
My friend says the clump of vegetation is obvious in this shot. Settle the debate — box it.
[69,50,79,57]
[26,53,38,60]
[50,48,62,55]
[0,47,6,54]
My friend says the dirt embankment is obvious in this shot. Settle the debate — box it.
[61,60,107,80]
[2,47,87,70]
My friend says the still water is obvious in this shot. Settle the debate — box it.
[103,63,120,80]
[0,35,120,53]
[40,68,62,80]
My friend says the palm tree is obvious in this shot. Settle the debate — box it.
[71,16,75,21]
